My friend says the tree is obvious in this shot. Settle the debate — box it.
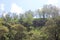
[42,18,60,40]
[0,20,9,40]
[13,24,26,40]
[12,13,18,23]
[41,5,59,18]
[36,9,42,18]
[2,13,12,22]
[19,14,25,24]
[23,10,34,27]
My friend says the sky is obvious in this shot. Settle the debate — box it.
[0,0,60,15]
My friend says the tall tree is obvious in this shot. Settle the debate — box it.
[12,13,18,23]
[36,9,42,18]
[2,13,12,22]
[24,10,34,26]
[42,18,60,40]
[41,5,59,18]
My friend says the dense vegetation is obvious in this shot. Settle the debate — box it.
[0,5,60,40]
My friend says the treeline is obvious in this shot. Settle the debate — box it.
[0,4,60,40]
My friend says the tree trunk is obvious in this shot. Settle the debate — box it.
[55,30,59,40]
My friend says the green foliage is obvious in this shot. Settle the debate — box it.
[0,4,60,40]
[13,24,26,32]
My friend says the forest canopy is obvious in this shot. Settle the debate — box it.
[0,4,60,40]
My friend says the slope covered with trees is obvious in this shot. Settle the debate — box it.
[0,4,60,40]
